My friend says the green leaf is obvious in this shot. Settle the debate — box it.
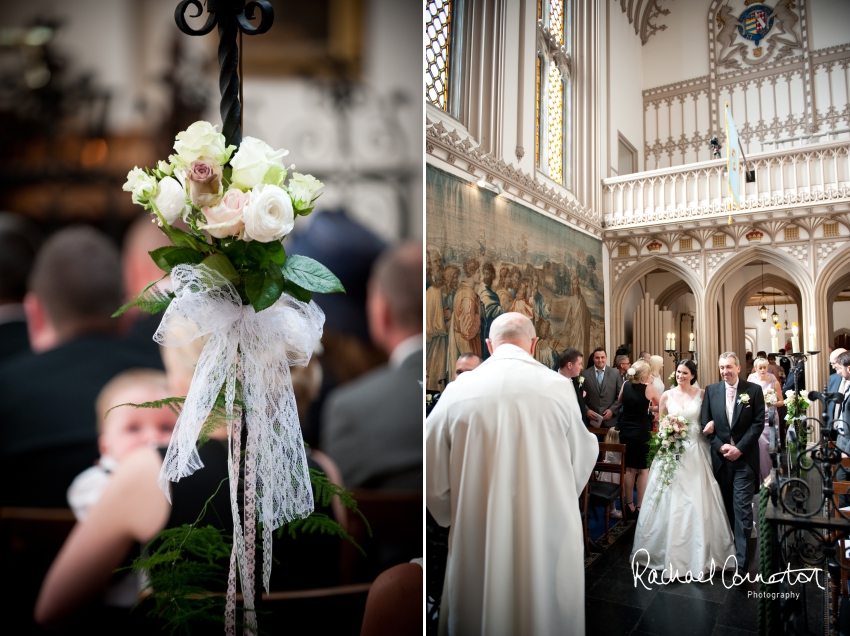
[155,216,211,252]
[283,280,312,303]
[245,241,270,269]
[222,165,232,189]
[280,254,345,294]
[201,253,239,284]
[149,246,205,273]
[265,241,287,266]
[218,239,248,267]
[246,261,284,312]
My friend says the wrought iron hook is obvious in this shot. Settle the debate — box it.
[173,0,275,148]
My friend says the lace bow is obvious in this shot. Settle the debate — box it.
[155,264,324,633]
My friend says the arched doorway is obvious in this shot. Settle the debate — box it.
[611,256,702,381]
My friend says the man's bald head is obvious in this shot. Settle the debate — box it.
[487,312,537,355]
[832,348,847,364]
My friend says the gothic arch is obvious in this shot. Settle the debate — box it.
[656,280,692,309]
[729,273,802,359]
[815,248,850,379]
[706,247,816,393]
[611,255,703,359]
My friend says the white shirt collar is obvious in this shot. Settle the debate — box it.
[389,334,423,368]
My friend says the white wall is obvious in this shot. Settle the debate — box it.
[608,1,645,174]
[808,0,850,50]
[641,0,709,90]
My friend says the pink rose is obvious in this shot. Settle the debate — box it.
[199,188,250,238]
[187,158,223,208]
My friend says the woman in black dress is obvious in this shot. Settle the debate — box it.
[617,359,661,515]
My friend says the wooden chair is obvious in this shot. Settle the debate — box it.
[340,489,422,584]
[587,443,627,544]
[588,426,608,441]
[0,507,77,631]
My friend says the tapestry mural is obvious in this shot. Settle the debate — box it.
[426,166,605,391]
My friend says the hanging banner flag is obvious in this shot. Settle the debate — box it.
[725,102,742,211]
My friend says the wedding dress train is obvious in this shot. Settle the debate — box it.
[630,393,736,576]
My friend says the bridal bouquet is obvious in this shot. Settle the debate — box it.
[647,414,691,492]
[121,121,344,634]
[764,388,778,406]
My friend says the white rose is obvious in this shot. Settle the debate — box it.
[230,137,289,191]
[157,160,174,176]
[661,440,670,448]
[153,177,189,224]
[243,183,295,243]
[173,121,235,166]
[123,167,158,205]
[287,172,323,211]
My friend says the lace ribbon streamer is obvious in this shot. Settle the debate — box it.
[154,264,323,634]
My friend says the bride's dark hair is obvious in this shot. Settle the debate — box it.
[677,360,698,385]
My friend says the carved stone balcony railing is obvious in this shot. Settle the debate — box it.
[603,140,850,231]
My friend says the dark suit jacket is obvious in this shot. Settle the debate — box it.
[581,365,624,428]
[572,376,589,427]
[701,379,766,478]
[828,372,843,393]
[0,319,29,363]
[321,347,423,489]
[0,333,164,507]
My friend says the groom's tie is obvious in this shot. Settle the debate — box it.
[597,369,603,387]
[726,385,736,426]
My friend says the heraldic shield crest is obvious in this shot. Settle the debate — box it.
[737,4,775,46]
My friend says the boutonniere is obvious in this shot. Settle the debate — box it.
[578,376,585,386]
[738,393,750,405]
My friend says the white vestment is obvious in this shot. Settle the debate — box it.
[426,344,598,636]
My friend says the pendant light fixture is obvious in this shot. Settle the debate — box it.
[758,261,768,322]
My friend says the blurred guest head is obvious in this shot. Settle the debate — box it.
[0,212,41,306]
[123,214,170,300]
[26,226,124,353]
[455,353,482,376]
[639,351,651,361]
[648,355,664,378]
[614,354,631,375]
[367,241,423,355]
[95,368,175,461]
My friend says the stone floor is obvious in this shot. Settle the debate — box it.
[584,510,828,636]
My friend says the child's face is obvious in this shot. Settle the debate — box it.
[100,387,177,461]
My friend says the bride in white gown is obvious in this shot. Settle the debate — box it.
[630,360,735,577]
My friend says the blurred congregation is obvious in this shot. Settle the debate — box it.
[0,1,422,634]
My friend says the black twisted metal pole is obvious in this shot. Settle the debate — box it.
[174,0,274,149]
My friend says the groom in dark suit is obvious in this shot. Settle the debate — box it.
[701,351,766,572]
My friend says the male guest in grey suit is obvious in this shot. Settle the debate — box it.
[701,351,765,572]
[581,347,623,428]
[321,242,422,489]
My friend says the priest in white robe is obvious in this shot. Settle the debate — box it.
[426,312,598,636]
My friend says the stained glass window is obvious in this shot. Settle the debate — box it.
[425,1,452,110]
[547,64,563,183]
[536,0,568,186]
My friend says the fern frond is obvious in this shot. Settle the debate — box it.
[309,468,372,537]
[280,512,366,557]
[113,276,174,317]
[104,396,185,420]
